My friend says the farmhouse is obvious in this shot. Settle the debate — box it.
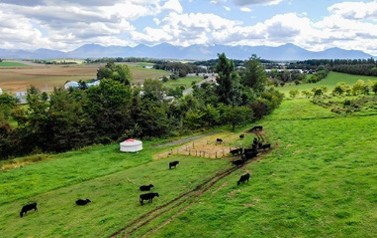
[120,138,143,152]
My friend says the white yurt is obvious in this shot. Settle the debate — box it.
[120,138,143,152]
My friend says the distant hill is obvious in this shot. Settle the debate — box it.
[0,43,374,61]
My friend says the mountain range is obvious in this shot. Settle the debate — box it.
[0,43,374,61]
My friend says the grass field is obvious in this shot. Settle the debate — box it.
[0,61,28,67]
[163,76,203,89]
[279,71,377,96]
[0,63,169,93]
[149,100,377,238]
[1,98,376,237]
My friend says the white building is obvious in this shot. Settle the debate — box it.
[120,138,143,152]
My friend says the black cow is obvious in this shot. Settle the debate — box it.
[230,148,243,156]
[20,202,37,218]
[76,199,91,206]
[140,192,159,205]
[237,173,250,185]
[232,159,244,167]
[261,143,271,151]
[249,126,263,132]
[169,161,179,169]
[216,138,223,144]
[140,184,154,191]
[239,134,245,139]
[244,149,258,160]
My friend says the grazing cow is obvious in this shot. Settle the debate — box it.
[140,184,154,191]
[230,148,243,156]
[244,149,258,160]
[249,126,263,132]
[169,161,179,169]
[237,173,250,185]
[232,159,244,167]
[76,199,91,206]
[239,134,245,139]
[261,144,271,151]
[20,202,37,218]
[216,138,223,144]
[140,192,159,205]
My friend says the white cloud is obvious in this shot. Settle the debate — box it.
[162,0,183,13]
[328,1,377,20]
[1,0,377,55]
[240,7,252,12]
[233,0,283,6]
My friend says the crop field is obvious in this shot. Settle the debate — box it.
[0,62,169,93]
[279,71,377,96]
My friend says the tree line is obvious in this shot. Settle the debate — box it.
[0,54,283,160]
[287,58,377,76]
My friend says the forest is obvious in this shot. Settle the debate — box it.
[0,54,283,160]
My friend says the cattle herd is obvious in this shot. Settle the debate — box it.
[19,126,270,218]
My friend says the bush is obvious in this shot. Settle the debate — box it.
[289,89,299,99]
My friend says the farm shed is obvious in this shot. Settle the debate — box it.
[120,139,143,152]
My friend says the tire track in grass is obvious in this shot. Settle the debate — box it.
[110,154,265,238]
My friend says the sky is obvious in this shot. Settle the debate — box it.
[0,0,377,55]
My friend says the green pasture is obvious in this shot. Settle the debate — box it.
[0,61,28,67]
[150,99,377,238]
[0,143,230,237]
[163,76,203,89]
[1,97,377,237]
[279,71,377,96]
[126,63,169,84]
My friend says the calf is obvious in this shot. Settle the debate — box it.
[239,134,245,139]
[237,173,250,186]
[20,202,37,218]
[232,159,244,167]
[261,143,271,151]
[249,126,263,132]
[76,199,91,206]
[216,138,223,144]
[140,192,159,205]
[169,161,179,169]
[140,184,154,191]
[230,148,243,156]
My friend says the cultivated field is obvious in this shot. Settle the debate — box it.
[0,62,169,93]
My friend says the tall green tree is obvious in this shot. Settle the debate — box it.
[97,62,133,85]
[241,55,268,94]
[215,53,242,105]
[46,88,94,152]
[85,79,132,141]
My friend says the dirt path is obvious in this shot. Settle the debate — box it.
[109,157,258,238]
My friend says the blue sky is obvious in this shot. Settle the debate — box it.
[0,0,376,55]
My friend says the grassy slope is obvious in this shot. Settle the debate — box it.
[0,140,230,237]
[280,71,377,96]
[151,99,377,238]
